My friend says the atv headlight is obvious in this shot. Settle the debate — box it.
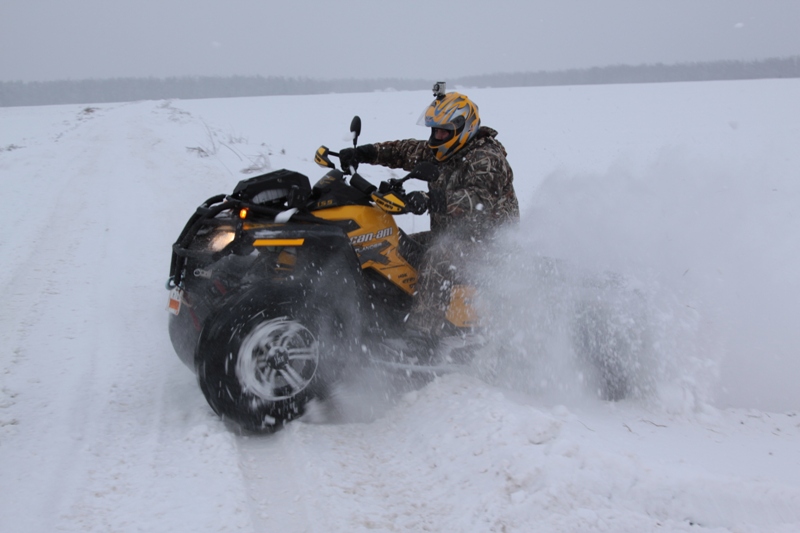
[209,230,236,252]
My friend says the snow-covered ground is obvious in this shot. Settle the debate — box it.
[1,79,799,532]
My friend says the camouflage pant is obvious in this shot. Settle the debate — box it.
[406,232,478,337]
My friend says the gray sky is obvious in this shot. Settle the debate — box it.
[2,0,799,82]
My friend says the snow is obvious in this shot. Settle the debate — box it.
[1,79,799,532]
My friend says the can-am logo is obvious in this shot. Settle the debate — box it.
[350,227,392,245]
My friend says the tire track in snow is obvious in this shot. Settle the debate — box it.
[0,103,255,532]
[49,103,255,532]
[237,426,323,532]
[0,105,124,532]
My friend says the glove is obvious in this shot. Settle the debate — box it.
[339,144,377,172]
[405,190,429,215]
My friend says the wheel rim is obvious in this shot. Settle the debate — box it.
[236,317,319,401]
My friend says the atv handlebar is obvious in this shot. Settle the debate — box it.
[349,173,377,195]
[373,161,438,194]
[313,116,440,215]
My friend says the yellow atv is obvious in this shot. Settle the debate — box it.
[167,117,477,432]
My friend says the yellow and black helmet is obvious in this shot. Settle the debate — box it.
[417,92,481,162]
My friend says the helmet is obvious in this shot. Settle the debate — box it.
[417,92,481,162]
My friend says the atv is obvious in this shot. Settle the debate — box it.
[167,117,478,432]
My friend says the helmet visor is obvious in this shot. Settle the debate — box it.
[417,106,452,129]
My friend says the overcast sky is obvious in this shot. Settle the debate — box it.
[2,0,799,82]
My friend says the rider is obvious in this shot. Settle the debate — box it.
[339,83,519,358]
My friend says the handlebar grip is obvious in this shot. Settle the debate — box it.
[349,173,377,195]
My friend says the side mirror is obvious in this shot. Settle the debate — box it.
[350,116,361,145]
[314,146,336,169]
[408,161,439,182]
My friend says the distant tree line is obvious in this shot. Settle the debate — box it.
[456,56,800,88]
[1,56,798,108]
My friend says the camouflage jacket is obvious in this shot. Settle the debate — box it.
[368,127,519,241]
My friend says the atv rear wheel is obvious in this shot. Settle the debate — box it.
[571,286,652,401]
[196,288,339,432]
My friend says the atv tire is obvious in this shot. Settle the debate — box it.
[571,294,651,401]
[195,286,341,432]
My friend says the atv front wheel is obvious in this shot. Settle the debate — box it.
[235,317,318,403]
[196,288,339,432]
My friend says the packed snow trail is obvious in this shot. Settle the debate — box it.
[0,103,254,532]
[0,83,799,532]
